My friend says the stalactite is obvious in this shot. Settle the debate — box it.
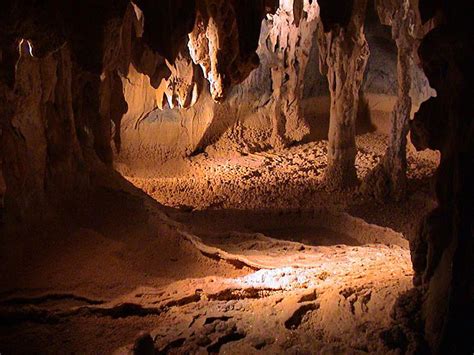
[188,0,266,102]
[156,49,200,110]
[266,0,319,148]
[317,0,370,189]
[132,0,196,62]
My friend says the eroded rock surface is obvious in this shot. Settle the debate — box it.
[1,41,89,224]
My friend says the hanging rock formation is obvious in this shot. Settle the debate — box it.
[317,0,370,189]
[266,0,319,148]
[113,1,275,166]
[188,0,268,101]
[157,50,201,110]
[115,1,325,165]
[131,0,196,62]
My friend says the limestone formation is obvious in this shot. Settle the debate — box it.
[0,1,472,353]
[266,0,319,148]
[0,0,196,224]
[157,50,200,110]
[362,0,422,201]
[115,2,318,163]
[188,0,265,101]
[317,0,370,189]
[1,40,88,223]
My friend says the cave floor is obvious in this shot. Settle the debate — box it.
[0,133,439,353]
[121,132,439,240]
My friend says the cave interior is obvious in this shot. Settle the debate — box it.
[0,0,473,354]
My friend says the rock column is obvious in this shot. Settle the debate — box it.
[362,0,420,200]
[266,0,319,148]
[317,0,369,189]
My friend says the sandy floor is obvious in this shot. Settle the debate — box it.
[0,132,439,353]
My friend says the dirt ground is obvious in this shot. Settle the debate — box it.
[0,132,439,354]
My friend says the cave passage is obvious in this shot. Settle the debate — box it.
[1,0,472,354]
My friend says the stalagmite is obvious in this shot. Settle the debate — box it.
[317,0,370,189]
[266,0,319,148]
[362,0,421,200]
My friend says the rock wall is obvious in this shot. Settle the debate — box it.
[0,0,132,227]
[389,0,474,352]
[0,1,196,228]
[0,42,89,226]
[415,15,474,355]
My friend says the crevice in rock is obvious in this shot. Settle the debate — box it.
[207,327,246,353]
[157,337,186,354]
[208,288,282,301]
[204,316,233,324]
[284,302,319,329]
[0,293,105,306]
